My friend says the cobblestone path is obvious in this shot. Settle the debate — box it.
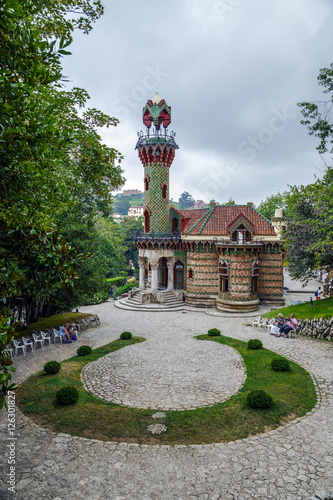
[1,301,333,500]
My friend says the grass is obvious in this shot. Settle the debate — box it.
[14,312,93,339]
[16,334,317,445]
[261,296,333,320]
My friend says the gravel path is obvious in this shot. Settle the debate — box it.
[1,300,333,500]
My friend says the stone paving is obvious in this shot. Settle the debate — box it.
[81,333,245,410]
[0,301,333,500]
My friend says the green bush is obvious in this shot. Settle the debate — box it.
[107,276,127,287]
[77,345,92,356]
[44,361,61,375]
[55,386,79,405]
[113,282,137,300]
[247,389,273,409]
[271,358,290,372]
[247,339,263,350]
[207,328,221,336]
[120,331,132,340]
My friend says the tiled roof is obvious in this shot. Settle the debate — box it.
[178,206,276,236]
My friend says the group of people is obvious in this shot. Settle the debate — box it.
[59,323,78,343]
[270,313,297,338]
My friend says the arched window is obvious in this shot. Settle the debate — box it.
[145,176,150,191]
[144,209,150,233]
[162,184,167,199]
[189,268,193,279]
[219,261,229,292]
[172,217,179,234]
[251,262,259,293]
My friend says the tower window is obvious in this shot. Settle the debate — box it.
[251,262,259,293]
[219,261,229,292]
[162,184,167,199]
[144,209,150,232]
[145,176,150,191]
[189,269,193,279]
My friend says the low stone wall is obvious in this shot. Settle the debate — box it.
[295,317,333,341]
[74,315,100,332]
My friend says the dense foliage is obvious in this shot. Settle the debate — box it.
[258,191,290,221]
[77,345,92,356]
[207,328,221,336]
[120,331,132,340]
[178,191,195,209]
[247,339,263,350]
[271,358,290,372]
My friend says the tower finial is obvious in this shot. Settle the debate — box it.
[152,92,162,104]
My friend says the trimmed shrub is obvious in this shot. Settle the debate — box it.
[208,328,221,336]
[247,339,263,350]
[113,282,137,300]
[120,331,132,340]
[55,386,79,405]
[247,389,273,409]
[77,345,92,356]
[107,276,127,287]
[271,358,290,372]
[44,361,61,375]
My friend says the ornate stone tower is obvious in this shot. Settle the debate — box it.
[135,92,178,234]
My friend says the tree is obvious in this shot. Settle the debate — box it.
[113,195,131,215]
[283,63,333,282]
[0,1,124,322]
[257,191,290,221]
[118,216,145,268]
[179,191,195,209]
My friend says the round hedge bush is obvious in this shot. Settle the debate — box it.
[247,389,273,409]
[207,328,221,336]
[120,331,132,340]
[43,360,61,375]
[55,386,79,405]
[271,358,290,372]
[77,345,92,356]
[247,339,263,350]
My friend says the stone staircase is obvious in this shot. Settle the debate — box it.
[115,290,186,311]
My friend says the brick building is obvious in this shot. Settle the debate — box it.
[132,93,284,312]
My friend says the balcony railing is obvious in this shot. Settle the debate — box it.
[131,230,181,242]
[135,130,179,149]
[215,238,264,246]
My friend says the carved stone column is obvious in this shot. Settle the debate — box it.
[167,260,175,290]
[150,262,159,291]
[138,259,146,290]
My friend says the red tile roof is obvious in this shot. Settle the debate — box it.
[177,206,276,236]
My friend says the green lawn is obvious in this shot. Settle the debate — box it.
[262,296,333,320]
[16,333,316,445]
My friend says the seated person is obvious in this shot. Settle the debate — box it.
[279,314,297,338]
[59,325,71,343]
[67,323,77,340]
[270,313,285,336]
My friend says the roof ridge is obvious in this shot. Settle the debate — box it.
[198,206,215,235]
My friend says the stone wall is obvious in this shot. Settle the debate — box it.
[185,251,218,306]
[295,317,333,341]
[73,315,100,333]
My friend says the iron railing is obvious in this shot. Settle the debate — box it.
[135,130,179,149]
[131,230,181,242]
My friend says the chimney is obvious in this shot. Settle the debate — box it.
[247,202,254,207]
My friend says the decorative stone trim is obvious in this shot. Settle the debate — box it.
[73,315,101,332]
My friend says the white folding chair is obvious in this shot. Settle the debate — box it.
[52,328,64,344]
[21,336,34,352]
[12,340,26,356]
[4,347,14,359]
[252,316,262,328]
[264,319,275,332]
[40,331,52,347]
[32,333,44,350]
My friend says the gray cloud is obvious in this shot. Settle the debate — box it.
[62,0,333,205]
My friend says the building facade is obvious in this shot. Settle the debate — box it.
[132,94,284,312]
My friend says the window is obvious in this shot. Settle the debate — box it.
[219,261,229,292]
[172,217,179,234]
[251,262,259,293]
[174,261,184,288]
[144,209,150,232]
[232,224,251,244]
[162,184,167,199]
[144,176,150,191]
[189,269,193,279]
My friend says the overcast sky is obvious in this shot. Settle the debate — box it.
[62,0,333,206]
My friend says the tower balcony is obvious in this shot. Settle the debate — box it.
[131,230,181,249]
[135,130,179,150]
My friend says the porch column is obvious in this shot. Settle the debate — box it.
[138,259,146,290]
[151,262,159,291]
[167,260,175,290]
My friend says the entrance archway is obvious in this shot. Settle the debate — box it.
[161,257,168,288]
